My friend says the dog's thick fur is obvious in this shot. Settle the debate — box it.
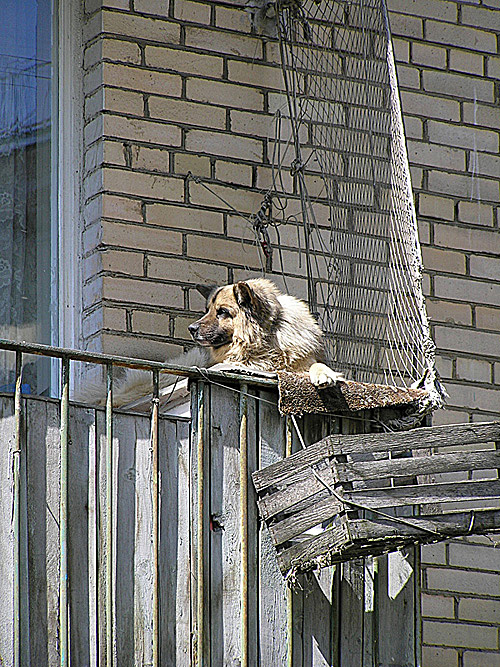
[80,279,342,408]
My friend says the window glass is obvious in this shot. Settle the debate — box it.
[0,0,56,395]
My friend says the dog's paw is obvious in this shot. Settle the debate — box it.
[309,362,345,388]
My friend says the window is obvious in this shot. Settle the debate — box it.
[0,0,56,395]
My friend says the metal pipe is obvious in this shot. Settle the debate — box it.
[239,383,249,667]
[60,357,70,666]
[196,382,206,666]
[13,351,23,667]
[151,370,160,667]
[105,363,114,666]
[285,416,293,667]
[0,338,277,387]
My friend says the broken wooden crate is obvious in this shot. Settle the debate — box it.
[252,421,500,577]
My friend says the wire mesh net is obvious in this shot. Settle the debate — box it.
[271,0,437,393]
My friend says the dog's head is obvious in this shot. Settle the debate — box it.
[188,280,281,350]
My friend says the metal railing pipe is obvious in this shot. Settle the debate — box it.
[59,357,70,666]
[13,351,23,667]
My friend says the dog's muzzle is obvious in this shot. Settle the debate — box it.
[188,322,200,340]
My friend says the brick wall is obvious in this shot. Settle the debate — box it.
[80,0,500,662]
[388,1,500,664]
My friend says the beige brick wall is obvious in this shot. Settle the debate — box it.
[388,1,500,663]
[80,1,500,660]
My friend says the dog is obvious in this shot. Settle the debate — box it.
[81,279,343,409]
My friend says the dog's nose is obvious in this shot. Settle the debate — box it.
[188,322,200,337]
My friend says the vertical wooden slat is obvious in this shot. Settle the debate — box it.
[197,381,208,666]
[105,364,114,665]
[0,397,15,666]
[240,383,249,667]
[13,353,22,667]
[59,357,70,667]
[151,371,160,667]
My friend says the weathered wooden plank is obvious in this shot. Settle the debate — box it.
[334,450,500,484]
[346,478,500,510]
[278,523,350,573]
[159,417,192,665]
[252,438,331,492]
[328,420,500,456]
[257,465,336,520]
[68,406,94,667]
[0,397,15,666]
[258,388,289,665]
[209,384,242,665]
[269,494,343,545]
[26,398,61,667]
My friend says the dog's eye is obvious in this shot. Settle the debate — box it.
[216,307,231,318]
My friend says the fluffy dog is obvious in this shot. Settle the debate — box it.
[92,279,343,408]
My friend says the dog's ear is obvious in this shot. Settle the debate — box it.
[196,284,218,301]
[233,281,256,309]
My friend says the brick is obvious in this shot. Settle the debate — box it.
[426,300,472,326]
[496,362,500,385]
[412,42,447,69]
[445,382,500,413]
[147,256,227,283]
[227,60,284,90]
[104,307,127,331]
[423,620,498,649]
[423,71,494,104]
[458,600,500,628]
[419,194,455,221]
[463,102,500,131]
[408,141,466,171]
[458,202,494,227]
[428,171,498,202]
[422,594,455,619]
[471,153,500,180]
[186,78,264,111]
[387,0,457,21]
[456,358,492,383]
[103,276,184,307]
[463,653,500,667]
[101,248,144,275]
[134,0,169,16]
[104,63,182,96]
[489,56,500,80]
[131,146,170,173]
[404,116,423,140]
[421,248,466,275]
[189,181,270,214]
[101,220,182,253]
[102,194,143,222]
[148,97,226,130]
[476,307,500,332]
[103,39,141,64]
[435,324,500,358]
[187,235,261,268]
[185,129,263,162]
[432,409,470,426]
[426,20,497,54]
[230,110,276,138]
[470,255,500,281]
[392,38,409,63]
[82,308,103,338]
[462,5,500,31]
[103,168,184,201]
[146,203,224,233]
[449,49,484,76]
[174,316,195,340]
[422,542,447,565]
[435,276,500,308]
[184,26,263,59]
[174,0,211,24]
[401,91,460,122]
[395,64,420,89]
[105,88,144,116]
[132,310,170,336]
[216,6,252,32]
[101,11,180,44]
[101,333,182,361]
[434,224,500,254]
[145,46,223,77]
[389,12,423,39]
[450,543,500,572]
[173,153,211,178]
[422,646,458,667]
[215,160,253,187]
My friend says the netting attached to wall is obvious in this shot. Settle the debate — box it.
[269,0,441,404]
